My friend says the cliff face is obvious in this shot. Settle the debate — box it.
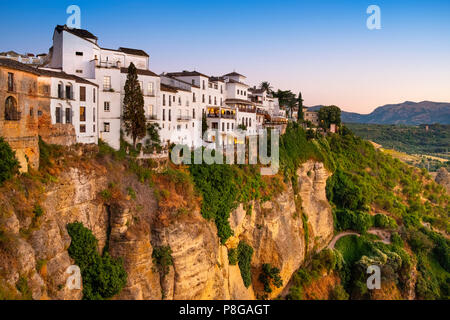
[0,159,334,300]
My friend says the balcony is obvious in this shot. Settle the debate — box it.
[95,60,121,69]
[177,116,192,122]
[238,106,256,113]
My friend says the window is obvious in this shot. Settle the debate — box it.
[222,123,225,132]
[103,76,111,91]
[76,70,83,74]
[148,105,154,117]
[55,106,62,123]
[104,101,110,112]
[237,90,239,95]
[80,125,86,133]
[65,85,73,99]
[163,94,166,106]
[178,97,181,106]
[148,82,154,96]
[80,86,86,101]
[227,123,230,131]
[93,108,96,122]
[202,94,205,103]
[80,106,86,122]
[30,107,34,117]
[209,96,212,104]
[65,108,72,124]
[220,86,223,94]
[249,118,251,127]
[214,97,217,105]
[191,79,195,85]
[169,95,172,107]
[169,109,172,121]
[76,52,84,56]
[58,83,64,99]
[232,123,234,130]
[93,125,96,132]
[193,92,196,102]
[202,80,205,90]
[162,109,165,121]
[4,96,19,121]
[192,108,196,119]
[7,73,14,91]
[104,122,110,132]
[93,88,96,103]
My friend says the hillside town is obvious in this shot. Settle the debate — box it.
[0,25,328,171]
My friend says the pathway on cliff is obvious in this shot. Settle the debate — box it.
[327,228,392,250]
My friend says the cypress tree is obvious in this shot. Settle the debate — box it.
[123,62,146,148]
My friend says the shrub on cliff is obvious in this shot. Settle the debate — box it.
[258,263,283,293]
[0,137,19,184]
[237,241,254,288]
[67,222,127,300]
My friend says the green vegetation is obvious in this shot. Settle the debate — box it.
[237,241,254,288]
[15,276,32,300]
[152,246,174,279]
[122,62,147,148]
[228,248,238,265]
[0,137,19,184]
[346,123,450,170]
[287,249,343,300]
[259,263,283,294]
[189,157,267,244]
[318,105,342,129]
[66,222,127,300]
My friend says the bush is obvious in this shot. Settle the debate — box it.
[329,284,349,300]
[373,214,397,229]
[0,137,19,184]
[228,248,238,265]
[67,222,127,300]
[334,209,373,233]
[237,241,254,288]
[152,246,173,278]
[326,169,367,211]
[258,263,283,293]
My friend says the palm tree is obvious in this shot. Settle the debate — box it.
[260,81,273,93]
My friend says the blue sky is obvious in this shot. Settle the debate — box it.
[2,0,450,113]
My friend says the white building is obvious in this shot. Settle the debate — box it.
[47,25,158,150]
[43,25,288,151]
[37,68,98,144]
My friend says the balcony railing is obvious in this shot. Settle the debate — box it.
[207,113,236,119]
[96,60,121,69]
[147,115,159,121]
[238,107,256,113]
[177,116,192,121]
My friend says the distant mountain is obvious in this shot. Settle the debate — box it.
[308,101,450,125]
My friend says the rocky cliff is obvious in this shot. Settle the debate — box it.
[0,156,334,300]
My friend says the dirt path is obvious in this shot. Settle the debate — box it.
[328,228,392,249]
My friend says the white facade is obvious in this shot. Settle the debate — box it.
[37,68,98,144]
[44,25,288,151]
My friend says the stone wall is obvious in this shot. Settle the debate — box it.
[0,66,40,172]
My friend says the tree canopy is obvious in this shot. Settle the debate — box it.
[123,62,147,148]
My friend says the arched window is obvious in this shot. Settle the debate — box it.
[5,96,20,121]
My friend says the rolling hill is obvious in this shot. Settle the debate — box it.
[308,101,450,125]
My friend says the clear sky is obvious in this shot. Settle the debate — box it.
[1,0,450,113]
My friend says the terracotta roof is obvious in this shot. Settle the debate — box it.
[223,71,246,78]
[0,58,41,75]
[37,68,99,86]
[225,98,254,106]
[248,87,265,94]
[118,47,149,57]
[166,70,209,78]
[55,25,98,41]
[0,59,98,86]
[162,75,200,88]
[120,67,158,77]
[160,83,178,93]
[226,78,250,87]
[209,76,225,83]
